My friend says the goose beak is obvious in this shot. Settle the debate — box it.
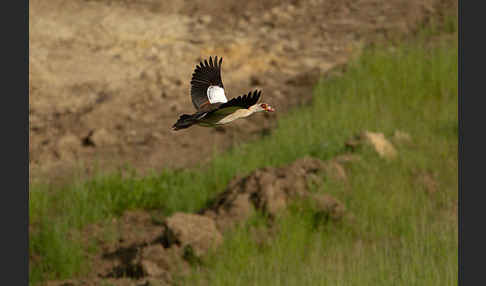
[266,106,275,112]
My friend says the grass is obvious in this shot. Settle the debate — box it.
[181,33,458,285]
[29,27,458,285]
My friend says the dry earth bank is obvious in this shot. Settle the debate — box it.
[29,0,456,184]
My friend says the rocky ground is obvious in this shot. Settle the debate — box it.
[45,130,417,286]
[29,0,456,185]
[47,155,354,286]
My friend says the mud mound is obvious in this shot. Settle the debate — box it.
[29,0,457,184]
[51,211,190,286]
[162,213,223,257]
[47,156,352,285]
[202,156,349,231]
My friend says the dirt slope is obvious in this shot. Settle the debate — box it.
[29,0,455,184]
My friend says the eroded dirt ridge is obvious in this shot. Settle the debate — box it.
[48,155,355,286]
[29,0,455,183]
[44,131,433,286]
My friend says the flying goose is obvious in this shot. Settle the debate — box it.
[172,56,275,131]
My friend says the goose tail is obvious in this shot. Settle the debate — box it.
[172,114,198,130]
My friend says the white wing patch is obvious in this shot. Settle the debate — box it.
[207,86,228,104]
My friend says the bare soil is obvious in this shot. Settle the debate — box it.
[29,0,456,185]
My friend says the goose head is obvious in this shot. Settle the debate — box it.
[249,103,275,113]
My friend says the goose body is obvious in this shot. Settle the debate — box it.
[172,56,275,131]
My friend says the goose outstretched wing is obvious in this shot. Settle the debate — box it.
[189,90,262,120]
[219,90,261,109]
[190,56,227,110]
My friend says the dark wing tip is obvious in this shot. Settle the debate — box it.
[214,56,223,69]
[218,57,223,69]
[197,56,223,69]
[250,89,261,105]
[256,90,261,104]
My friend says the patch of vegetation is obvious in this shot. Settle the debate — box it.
[29,23,457,285]
[182,33,458,285]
